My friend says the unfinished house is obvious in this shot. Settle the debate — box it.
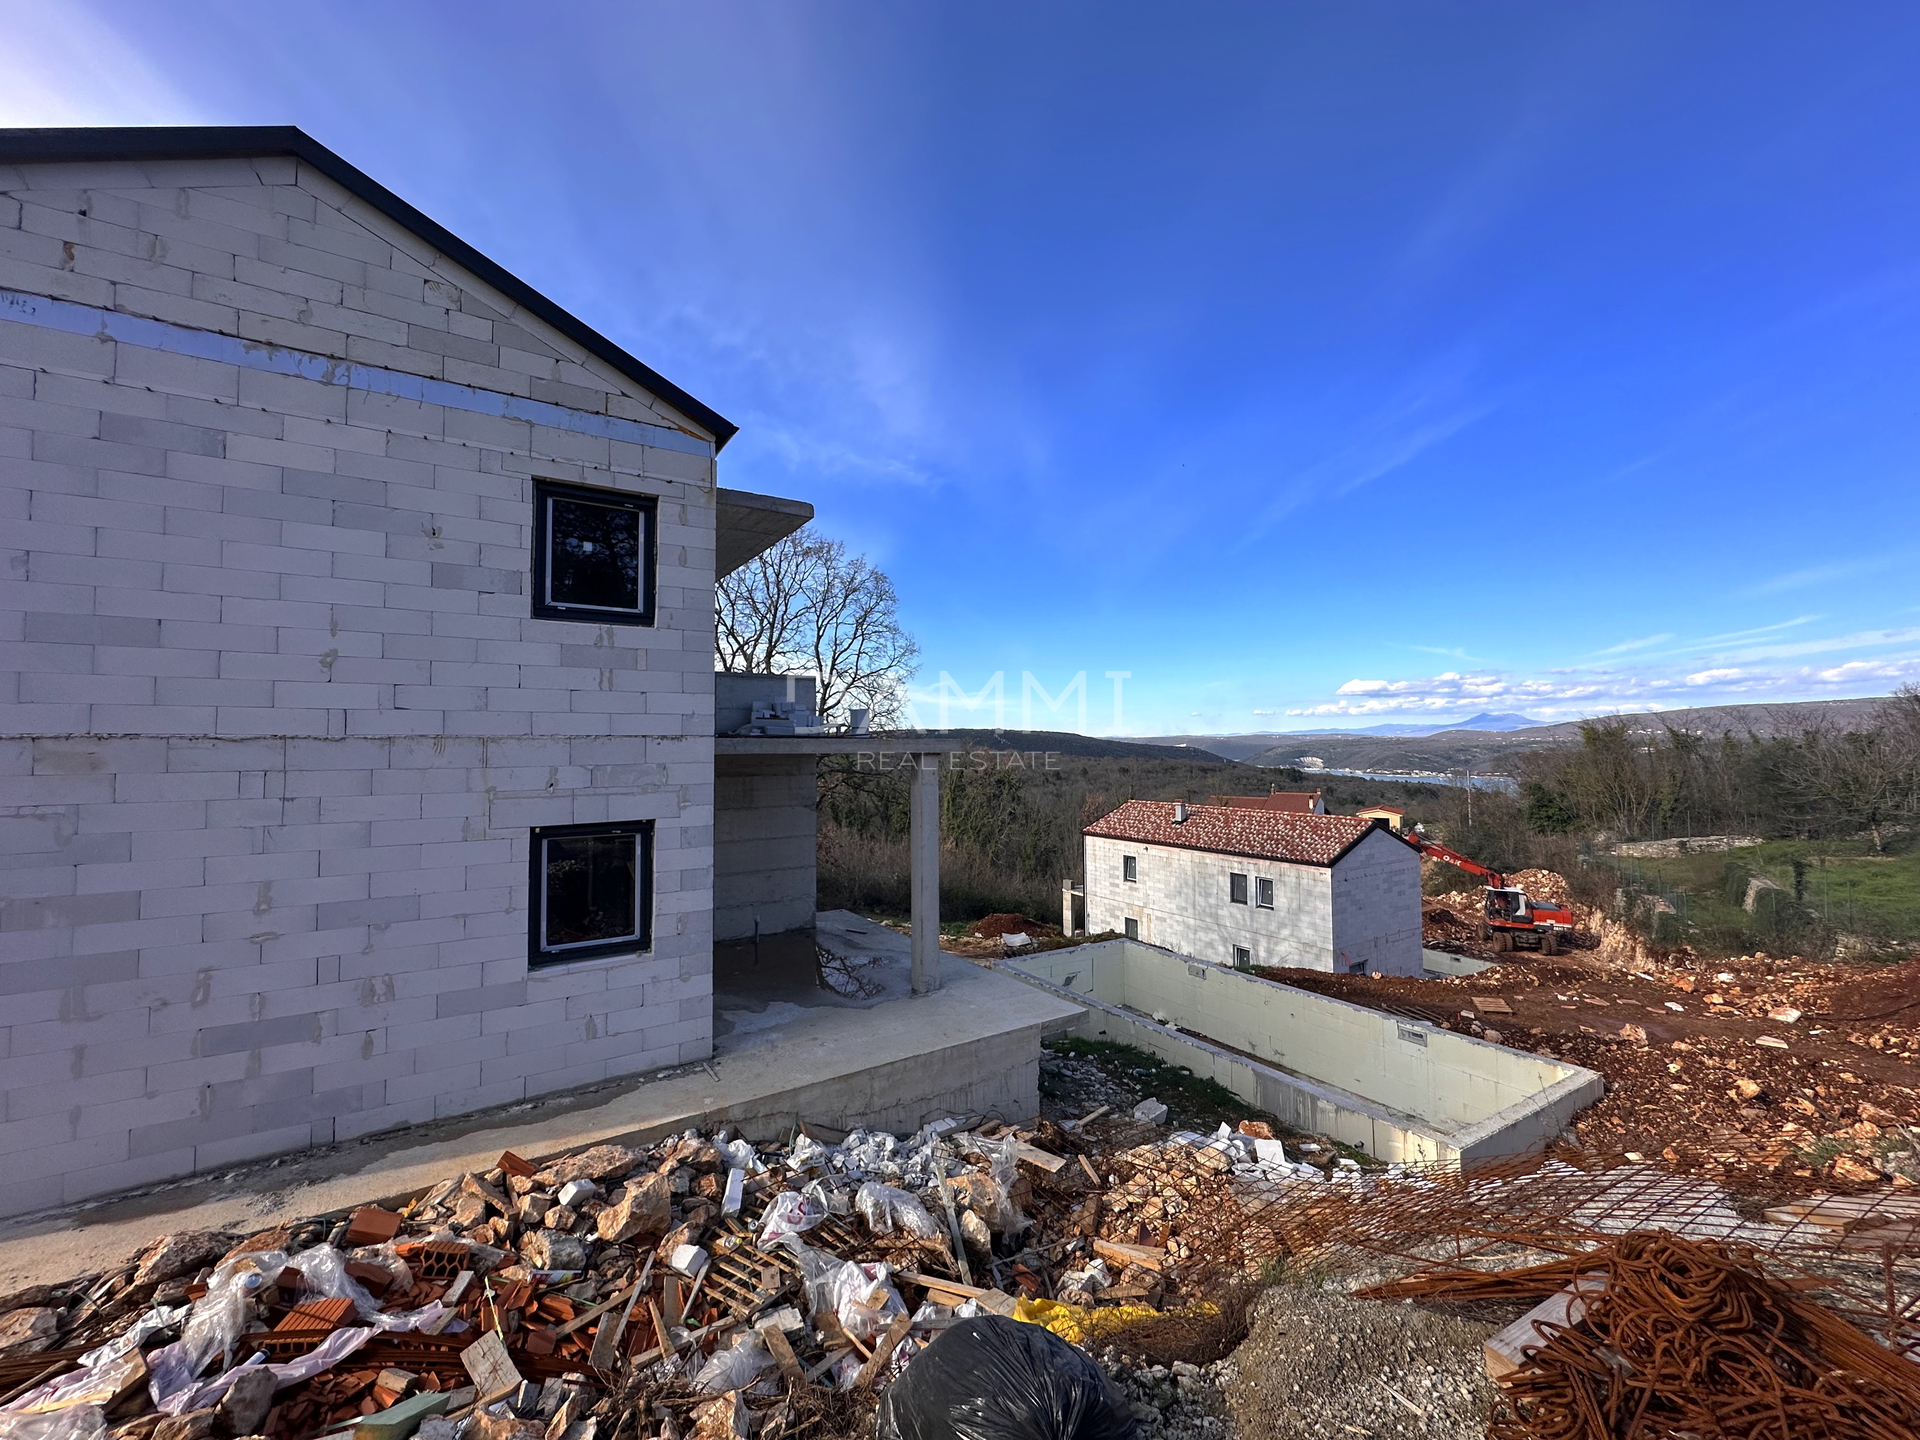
[1081,799,1422,976]
[0,127,1078,1220]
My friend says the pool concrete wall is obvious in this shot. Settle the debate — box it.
[1006,939,1601,1167]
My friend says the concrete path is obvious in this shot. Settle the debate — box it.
[0,944,1080,1291]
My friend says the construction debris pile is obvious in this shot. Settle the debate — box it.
[0,1111,1293,1440]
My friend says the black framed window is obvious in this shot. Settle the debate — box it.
[1232,946,1252,971]
[531,479,657,625]
[1255,877,1275,909]
[529,820,653,966]
[1122,855,1137,883]
[1123,917,1140,940]
[1228,872,1249,905]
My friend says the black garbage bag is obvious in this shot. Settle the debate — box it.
[874,1316,1137,1440]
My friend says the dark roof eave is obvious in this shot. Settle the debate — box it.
[0,126,737,449]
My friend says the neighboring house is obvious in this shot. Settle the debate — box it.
[1210,789,1324,815]
[0,127,812,1217]
[1082,800,1421,976]
[1354,804,1407,834]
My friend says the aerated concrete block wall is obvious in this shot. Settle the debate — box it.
[713,754,817,943]
[1008,939,1601,1165]
[1084,826,1421,975]
[0,155,719,1217]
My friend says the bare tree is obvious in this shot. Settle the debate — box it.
[1780,716,1920,852]
[716,528,920,725]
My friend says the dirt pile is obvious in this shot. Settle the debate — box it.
[1260,949,1920,1186]
[968,914,1056,939]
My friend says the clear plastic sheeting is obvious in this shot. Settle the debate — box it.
[0,1406,109,1440]
[157,1328,377,1417]
[691,1331,773,1393]
[854,1183,945,1242]
[1,1352,146,1416]
[147,1249,288,1406]
[717,1137,764,1176]
[874,1317,1136,1440]
[75,1305,187,1370]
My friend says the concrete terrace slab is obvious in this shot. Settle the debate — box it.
[0,934,1081,1291]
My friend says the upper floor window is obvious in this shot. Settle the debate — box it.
[530,819,653,966]
[1256,877,1275,909]
[532,479,657,625]
[1229,872,1249,905]
[1122,855,1138,883]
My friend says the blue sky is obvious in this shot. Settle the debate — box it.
[7,2,1920,735]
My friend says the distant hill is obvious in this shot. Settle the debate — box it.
[1146,696,1895,777]
[1318,710,1544,737]
[879,728,1240,763]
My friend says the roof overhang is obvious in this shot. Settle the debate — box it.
[0,126,736,449]
[717,488,812,577]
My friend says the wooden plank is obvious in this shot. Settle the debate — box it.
[1092,1239,1165,1273]
[1471,997,1514,1015]
[852,1315,914,1389]
[1484,1275,1605,1381]
[587,1283,643,1373]
[555,1283,637,1338]
[896,1270,986,1298]
[761,1324,805,1387]
[802,1348,852,1384]
[1078,1156,1101,1185]
[1014,1142,1068,1174]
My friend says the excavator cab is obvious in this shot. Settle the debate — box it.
[1485,887,1530,924]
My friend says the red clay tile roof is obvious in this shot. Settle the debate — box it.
[1356,804,1406,815]
[1083,800,1404,866]
[1210,790,1322,812]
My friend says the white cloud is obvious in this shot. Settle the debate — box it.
[0,2,205,126]
[1285,650,1920,720]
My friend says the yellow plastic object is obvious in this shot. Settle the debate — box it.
[1011,1296,1217,1345]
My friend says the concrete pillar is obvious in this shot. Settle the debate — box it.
[909,753,942,995]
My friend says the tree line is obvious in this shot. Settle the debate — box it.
[1517,687,1920,851]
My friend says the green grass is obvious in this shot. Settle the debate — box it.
[1610,836,1920,949]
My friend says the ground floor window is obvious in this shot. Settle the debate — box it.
[1232,945,1252,970]
[530,820,652,965]
[1124,917,1140,940]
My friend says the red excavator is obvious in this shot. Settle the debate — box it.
[1407,829,1576,955]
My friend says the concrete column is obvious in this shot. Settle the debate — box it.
[909,753,942,995]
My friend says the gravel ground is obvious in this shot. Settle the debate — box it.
[1096,1353,1235,1440]
[1218,1275,1510,1440]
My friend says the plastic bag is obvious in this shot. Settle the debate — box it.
[0,1406,108,1440]
[717,1137,764,1175]
[691,1332,772,1393]
[787,1134,832,1173]
[854,1183,944,1242]
[802,1178,850,1217]
[873,1316,1135,1440]
[758,1190,823,1247]
[983,1136,1027,1235]
[823,1259,906,1343]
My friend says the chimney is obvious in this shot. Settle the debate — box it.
[1173,801,1188,824]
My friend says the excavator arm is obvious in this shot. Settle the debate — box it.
[1407,834,1507,888]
